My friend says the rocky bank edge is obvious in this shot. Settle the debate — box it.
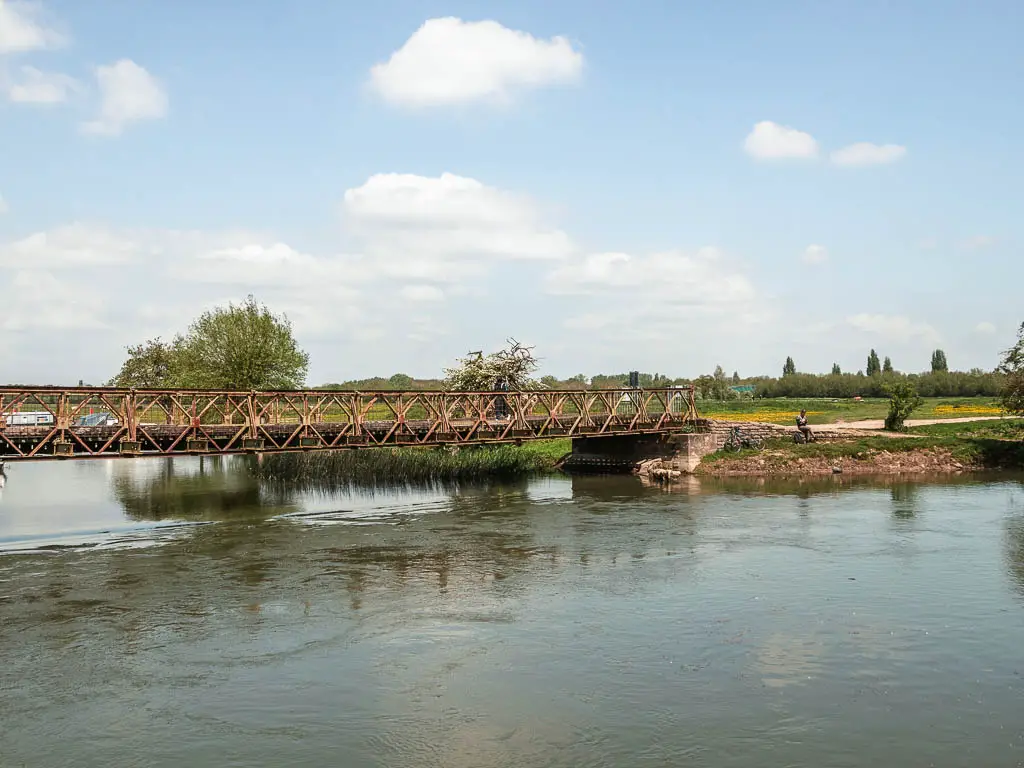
[633,420,972,481]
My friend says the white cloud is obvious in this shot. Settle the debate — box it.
[2,270,107,332]
[342,172,574,281]
[975,322,996,334]
[802,244,827,265]
[743,120,819,160]
[830,142,907,167]
[548,248,761,349]
[81,59,168,136]
[399,284,445,302]
[847,313,940,344]
[6,65,79,103]
[0,223,141,266]
[0,1,64,54]
[369,17,583,107]
[963,234,997,249]
[547,247,754,304]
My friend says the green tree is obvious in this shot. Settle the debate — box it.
[783,356,796,376]
[732,371,740,384]
[694,374,716,400]
[108,337,181,388]
[931,349,949,373]
[831,363,842,375]
[387,373,414,389]
[999,322,1024,414]
[867,349,881,376]
[883,356,894,374]
[884,380,923,431]
[173,295,309,390]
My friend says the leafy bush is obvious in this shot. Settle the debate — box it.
[999,322,1024,415]
[884,381,923,431]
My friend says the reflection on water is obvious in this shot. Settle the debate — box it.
[1,459,1024,766]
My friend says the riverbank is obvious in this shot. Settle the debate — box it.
[694,421,1024,476]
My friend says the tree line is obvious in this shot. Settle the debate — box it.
[107,296,1024,415]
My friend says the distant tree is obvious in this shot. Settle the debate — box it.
[567,373,588,385]
[884,380,923,431]
[831,363,842,375]
[694,374,716,400]
[172,296,309,390]
[108,337,180,388]
[783,356,796,376]
[867,349,881,376]
[930,349,949,373]
[883,356,894,374]
[999,322,1024,414]
[732,371,740,384]
[387,373,414,389]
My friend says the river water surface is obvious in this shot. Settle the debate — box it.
[1,457,1023,767]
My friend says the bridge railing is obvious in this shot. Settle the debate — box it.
[0,386,700,459]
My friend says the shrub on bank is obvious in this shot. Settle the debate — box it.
[256,440,571,484]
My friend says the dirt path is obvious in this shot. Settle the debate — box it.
[829,415,1019,431]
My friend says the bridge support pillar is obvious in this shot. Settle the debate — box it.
[560,431,718,474]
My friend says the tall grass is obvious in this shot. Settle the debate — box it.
[256,440,571,485]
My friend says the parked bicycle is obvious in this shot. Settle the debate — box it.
[722,426,764,452]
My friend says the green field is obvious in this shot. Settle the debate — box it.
[697,396,1007,425]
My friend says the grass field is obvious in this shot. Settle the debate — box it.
[698,396,1008,425]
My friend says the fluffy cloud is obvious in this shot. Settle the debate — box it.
[743,120,819,160]
[547,247,753,303]
[369,17,583,107]
[830,142,907,167]
[0,1,64,54]
[6,65,79,103]
[399,284,445,302]
[81,59,168,136]
[548,248,760,346]
[342,172,574,279]
[0,223,141,266]
[963,235,997,250]
[802,244,827,264]
[2,270,108,332]
[847,313,940,344]
[975,322,996,334]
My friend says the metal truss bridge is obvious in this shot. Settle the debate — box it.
[0,386,700,462]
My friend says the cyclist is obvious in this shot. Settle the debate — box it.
[796,410,813,443]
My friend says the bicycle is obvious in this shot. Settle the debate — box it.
[722,426,764,452]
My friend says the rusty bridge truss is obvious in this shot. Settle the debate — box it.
[0,386,700,462]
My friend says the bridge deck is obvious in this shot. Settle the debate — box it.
[0,386,699,461]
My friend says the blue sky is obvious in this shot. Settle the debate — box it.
[0,0,1020,385]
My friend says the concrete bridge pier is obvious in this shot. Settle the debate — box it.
[560,431,719,475]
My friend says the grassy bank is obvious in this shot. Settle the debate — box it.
[697,419,1024,475]
[257,439,571,484]
[698,396,1006,425]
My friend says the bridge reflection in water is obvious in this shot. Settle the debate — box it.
[0,386,699,461]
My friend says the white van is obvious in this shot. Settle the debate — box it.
[3,411,55,426]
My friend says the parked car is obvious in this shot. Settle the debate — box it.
[75,412,119,427]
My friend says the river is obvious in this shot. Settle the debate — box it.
[1,457,1023,767]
